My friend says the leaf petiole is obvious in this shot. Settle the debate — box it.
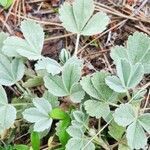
[74,34,80,56]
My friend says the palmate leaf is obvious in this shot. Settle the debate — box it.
[84,100,110,119]
[44,74,68,97]
[0,32,8,53]
[0,85,16,134]
[44,57,85,103]
[62,56,83,92]
[0,54,25,86]
[66,124,95,150]
[113,103,150,149]
[35,57,62,76]
[59,0,109,36]
[81,72,118,118]
[108,121,125,141]
[111,32,150,73]
[3,20,44,60]
[23,98,52,132]
[105,59,144,93]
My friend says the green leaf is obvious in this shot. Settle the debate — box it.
[80,75,100,99]
[116,59,144,89]
[105,76,125,93]
[138,113,150,133]
[59,0,109,36]
[44,74,68,97]
[111,32,150,73]
[23,76,44,88]
[118,144,130,150]
[31,131,40,150]
[70,83,85,103]
[67,126,84,138]
[81,72,118,101]
[113,104,136,127]
[59,2,78,33]
[0,32,8,53]
[84,100,110,119]
[66,138,95,150]
[0,105,16,134]
[0,55,25,86]
[0,85,8,105]
[72,111,88,124]
[62,57,83,92]
[3,20,44,60]
[81,12,110,36]
[91,72,118,102]
[126,121,147,149]
[0,86,16,134]
[23,98,52,132]
[13,145,29,150]
[59,48,71,64]
[43,91,59,108]
[35,57,62,75]
[106,59,144,92]
[56,120,70,146]
[0,0,13,9]
[108,121,125,141]
[51,108,71,145]
[71,110,88,130]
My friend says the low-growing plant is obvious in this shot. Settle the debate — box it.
[0,0,150,149]
[0,0,13,9]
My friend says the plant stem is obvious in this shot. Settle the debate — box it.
[16,82,26,93]
[74,34,80,56]
[12,103,31,107]
[82,119,112,150]
[126,90,131,100]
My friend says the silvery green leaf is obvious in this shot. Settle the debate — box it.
[23,98,52,132]
[81,12,110,36]
[3,20,44,60]
[91,72,118,102]
[126,121,147,149]
[23,76,44,88]
[67,126,84,138]
[80,75,100,100]
[73,111,88,124]
[111,32,150,73]
[59,0,109,36]
[71,111,88,131]
[70,83,85,103]
[0,32,8,52]
[72,0,94,31]
[35,57,62,75]
[113,104,136,127]
[0,105,16,134]
[0,55,25,86]
[84,100,110,119]
[66,138,95,150]
[0,85,8,105]
[118,144,131,150]
[138,113,150,133]
[105,76,126,93]
[59,2,78,33]
[33,98,52,116]
[43,91,59,108]
[44,74,68,97]
[3,36,29,57]
[59,48,71,64]
[116,59,144,89]
[62,57,83,92]
[108,121,125,141]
